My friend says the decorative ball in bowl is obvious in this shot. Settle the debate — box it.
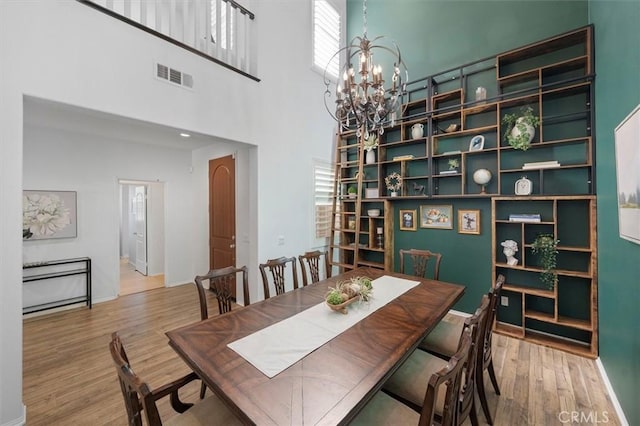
[367,209,381,217]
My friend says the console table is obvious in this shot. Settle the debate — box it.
[23,257,92,315]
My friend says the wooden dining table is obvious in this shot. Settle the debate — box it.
[166,267,464,425]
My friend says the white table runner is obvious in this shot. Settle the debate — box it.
[227,275,420,378]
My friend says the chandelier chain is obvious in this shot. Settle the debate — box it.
[362,0,367,38]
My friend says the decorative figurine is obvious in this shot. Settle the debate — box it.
[501,240,519,266]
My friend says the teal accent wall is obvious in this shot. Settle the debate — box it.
[346,1,589,313]
[590,1,640,424]
[347,1,589,76]
[346,0,639,422]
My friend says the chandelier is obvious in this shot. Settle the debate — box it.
[324,0,408,139]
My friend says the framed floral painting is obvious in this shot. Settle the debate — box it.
[23,190,77,240]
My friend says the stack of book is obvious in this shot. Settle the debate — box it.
[522,160,560,170]
[439,170,458,175]
[509,213,541,223]
[393,154,415,161]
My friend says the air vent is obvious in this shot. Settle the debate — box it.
[155,62,193,90]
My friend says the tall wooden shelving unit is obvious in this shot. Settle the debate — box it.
[328,26,597,356]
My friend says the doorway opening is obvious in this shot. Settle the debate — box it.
[119,180,165,296]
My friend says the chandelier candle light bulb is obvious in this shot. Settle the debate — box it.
[324,0,408,138]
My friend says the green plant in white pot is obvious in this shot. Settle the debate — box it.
[503,106,540,151]
[347,185,358,199]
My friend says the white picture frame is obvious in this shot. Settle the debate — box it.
[614,104,640,245]
[23,190,77,240]
[469,135,485,152]
[365,188,380,199]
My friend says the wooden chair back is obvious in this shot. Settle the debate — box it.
[456,294,490,425]
[194,266,250,318]
[298,250,331,286]
[484,274,505,369]
[399,248,442,280]
[110,332,193,426]
[419,328,473,426]
[259,256,299,299]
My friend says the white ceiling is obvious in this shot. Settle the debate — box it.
[23,96,218,150]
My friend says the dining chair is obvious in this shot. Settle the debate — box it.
[382,295,490,426]
[399,248,442,280]
[298,250,331,286]
[194,265,250,399]
[195,265,250,318]
[109,332,242,426]
[350,328,473,426]
[419,275,505,424]
[259,256,298,299]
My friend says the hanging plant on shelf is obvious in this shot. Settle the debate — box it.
[531,234,559,290]
[502,106,540,151]
[385,172,403,197]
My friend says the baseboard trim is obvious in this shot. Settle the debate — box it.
[595,358,629,426]
[448,309,472,318]
[1,404,26,426]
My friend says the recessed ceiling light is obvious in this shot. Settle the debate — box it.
[180,132,191,138]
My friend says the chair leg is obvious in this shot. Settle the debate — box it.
[476,369,493,425]
[199,381,207,399]
[487,359,501,396]
[470,399,480,426]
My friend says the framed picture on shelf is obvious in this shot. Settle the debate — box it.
[458,209,480,235]
[469,135,485,152]
[399,209,417,231]
[365,188,380,199]
[23,190,77,240]
[420,205,453,229]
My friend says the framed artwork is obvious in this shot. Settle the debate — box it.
[399,209,417,231]
[469,135,485,151]
[614,104,640,245]
[365,188,380,199]
[420,205,453,229]
[458,209,480,235]
[23,190,77,240]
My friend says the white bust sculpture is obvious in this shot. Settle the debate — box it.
[501,240,519,266]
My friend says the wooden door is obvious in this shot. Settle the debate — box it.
[209,155,236,298]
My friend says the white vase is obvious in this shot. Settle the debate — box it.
[411,123,424,139]
[365,149,376,164]
[510,117,535,144]
[390,191,398,197]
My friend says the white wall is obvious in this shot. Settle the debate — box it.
[0,0,339,423]
[147,182,165,277]
[23,123,194,303]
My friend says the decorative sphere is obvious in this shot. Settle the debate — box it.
[473,168,492,185]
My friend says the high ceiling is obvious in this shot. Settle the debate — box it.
[23,96,218,151]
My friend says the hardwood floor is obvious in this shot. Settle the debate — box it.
[119,257,164,296]
[23,284,620,425]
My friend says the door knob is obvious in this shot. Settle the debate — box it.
[230,244,235,248]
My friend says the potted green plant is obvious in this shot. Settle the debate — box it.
[531,234,559,289]
[502,106,540,151]
[363,135,378,164]
[347,185,358,199]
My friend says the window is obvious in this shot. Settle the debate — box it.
[313,0,340,79]
[314,160,335,239]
